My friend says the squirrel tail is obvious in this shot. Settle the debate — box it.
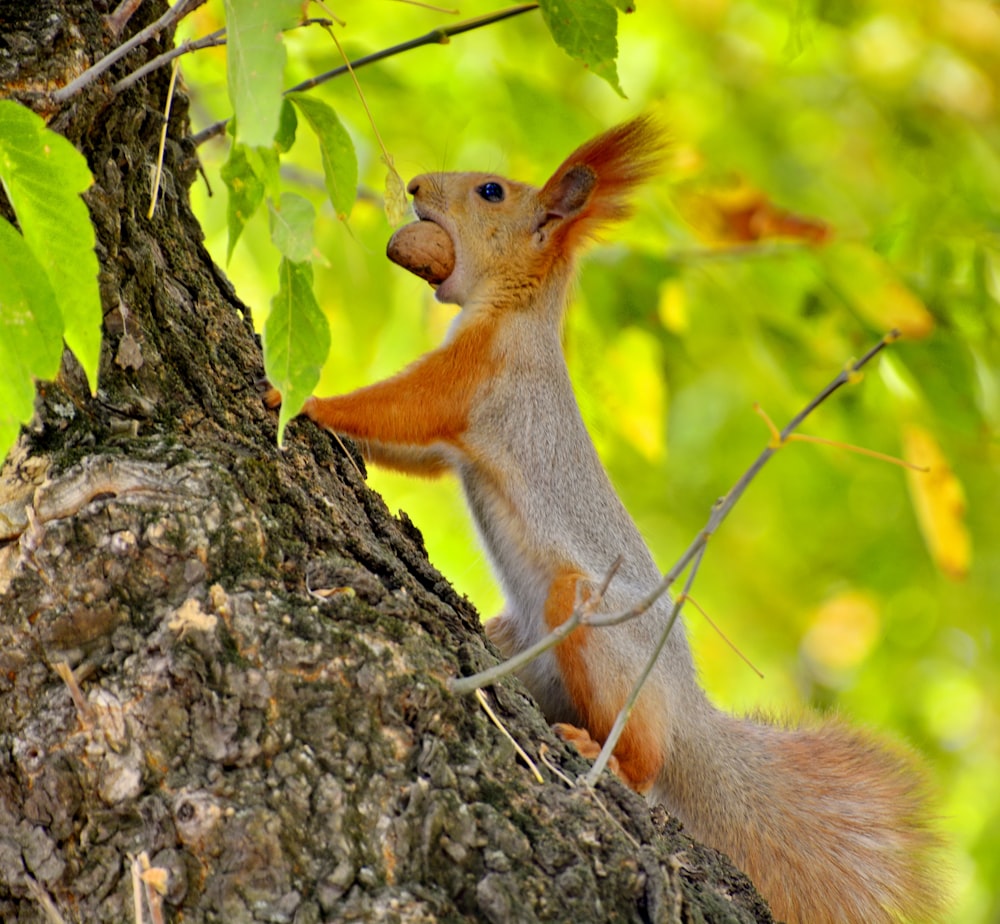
[659,710,944,924]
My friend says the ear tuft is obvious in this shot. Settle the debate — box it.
[538,115,665,257]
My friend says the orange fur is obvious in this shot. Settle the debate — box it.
[301,314,499,475]
[544,569,663,792]
[668,715,941,924]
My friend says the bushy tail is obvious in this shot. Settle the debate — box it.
[661,711,944,924]
[538,116,665,256]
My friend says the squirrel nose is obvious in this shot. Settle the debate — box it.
[407,176,423,196]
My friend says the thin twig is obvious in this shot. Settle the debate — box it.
[107,0,146,38]
[25,875,69,924]
[450,555,623,697]
[587,330,903,633]
[112,28,226,95]
[53,0,202,103]
[686,593,764,679]
[188,3,540,147]
[585,549,707,784]
[476,689,544,783]
[665,240,814,264]
[753,402,928,472]
[111,18,338,97]
[147,58,180,219]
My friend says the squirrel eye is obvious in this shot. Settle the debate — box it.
[477,182,505,203]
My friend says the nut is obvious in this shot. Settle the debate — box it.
[386,221,455,285]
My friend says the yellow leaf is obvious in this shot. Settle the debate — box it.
[903,424,971,579]
[824,243,934,339]
[676,178,830,245]
[601,327,666,463]
[657,278,687,333]
[383,154,409,227]
[802,589,881,673]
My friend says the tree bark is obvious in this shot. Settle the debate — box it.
[0,2,774,921]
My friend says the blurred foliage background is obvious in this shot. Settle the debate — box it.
[179,1,999,918]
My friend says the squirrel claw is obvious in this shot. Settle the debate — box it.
[553,723,621,777]
[257,377,282,410]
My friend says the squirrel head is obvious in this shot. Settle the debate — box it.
[405,116,664,309]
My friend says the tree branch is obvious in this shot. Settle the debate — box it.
[52,0,204,103]
[111,27,226,95]
[187,3,540,147]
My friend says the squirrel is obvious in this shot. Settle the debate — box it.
[265,117,941,924]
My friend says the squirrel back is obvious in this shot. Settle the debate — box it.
[281,117,943,924]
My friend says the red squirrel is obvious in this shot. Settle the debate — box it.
[265,118,941,924]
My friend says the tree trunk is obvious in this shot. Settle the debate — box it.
[0,2,773,921]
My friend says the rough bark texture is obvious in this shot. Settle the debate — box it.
[0,2,775,922]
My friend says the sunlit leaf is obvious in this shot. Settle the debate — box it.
[903,424,971,580]
[538,0,624,97]
[274,98,298,154]
[384,153,409,227]
[657,278,687,334]
[0,218,63,460]
[824,243,935,339]
[268,193,315,262]
[287,93,357,221]
[245,144,281,203]
[0,99,100,393]
[264,258,331,445]
[220,141,265,261]
[223,0,299,148]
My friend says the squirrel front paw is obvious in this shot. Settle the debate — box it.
[553,723,621,777]
[257,377,282,410]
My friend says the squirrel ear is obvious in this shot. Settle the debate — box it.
[540,164,598,221]
[536,116,664,251]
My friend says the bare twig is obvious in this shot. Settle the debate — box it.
[188,3,540,147]
[54,661,92,725]
[450,555,623,697]
[147,58,180,219]
[107,0,147,38]
[585,551,706,784]
[686,593,764,679]
[586,330,903,633]
[25,875,69,924]
[753,402,928,472]
[53,0,203,103]
[112,27,226,95]
[451,331,903,739]
[111,18,339,97]
[476,689,544,783]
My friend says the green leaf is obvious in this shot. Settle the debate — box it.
[245,144,282,203]
[538,0,624,97]
[287,94,358,220]
[223,0,300,148]
[264,258,331,445]
[0,99,101,393]
[220,141,265,262]
[275,98,298,154]
[0,218,64,461]
[268,193,315,262]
